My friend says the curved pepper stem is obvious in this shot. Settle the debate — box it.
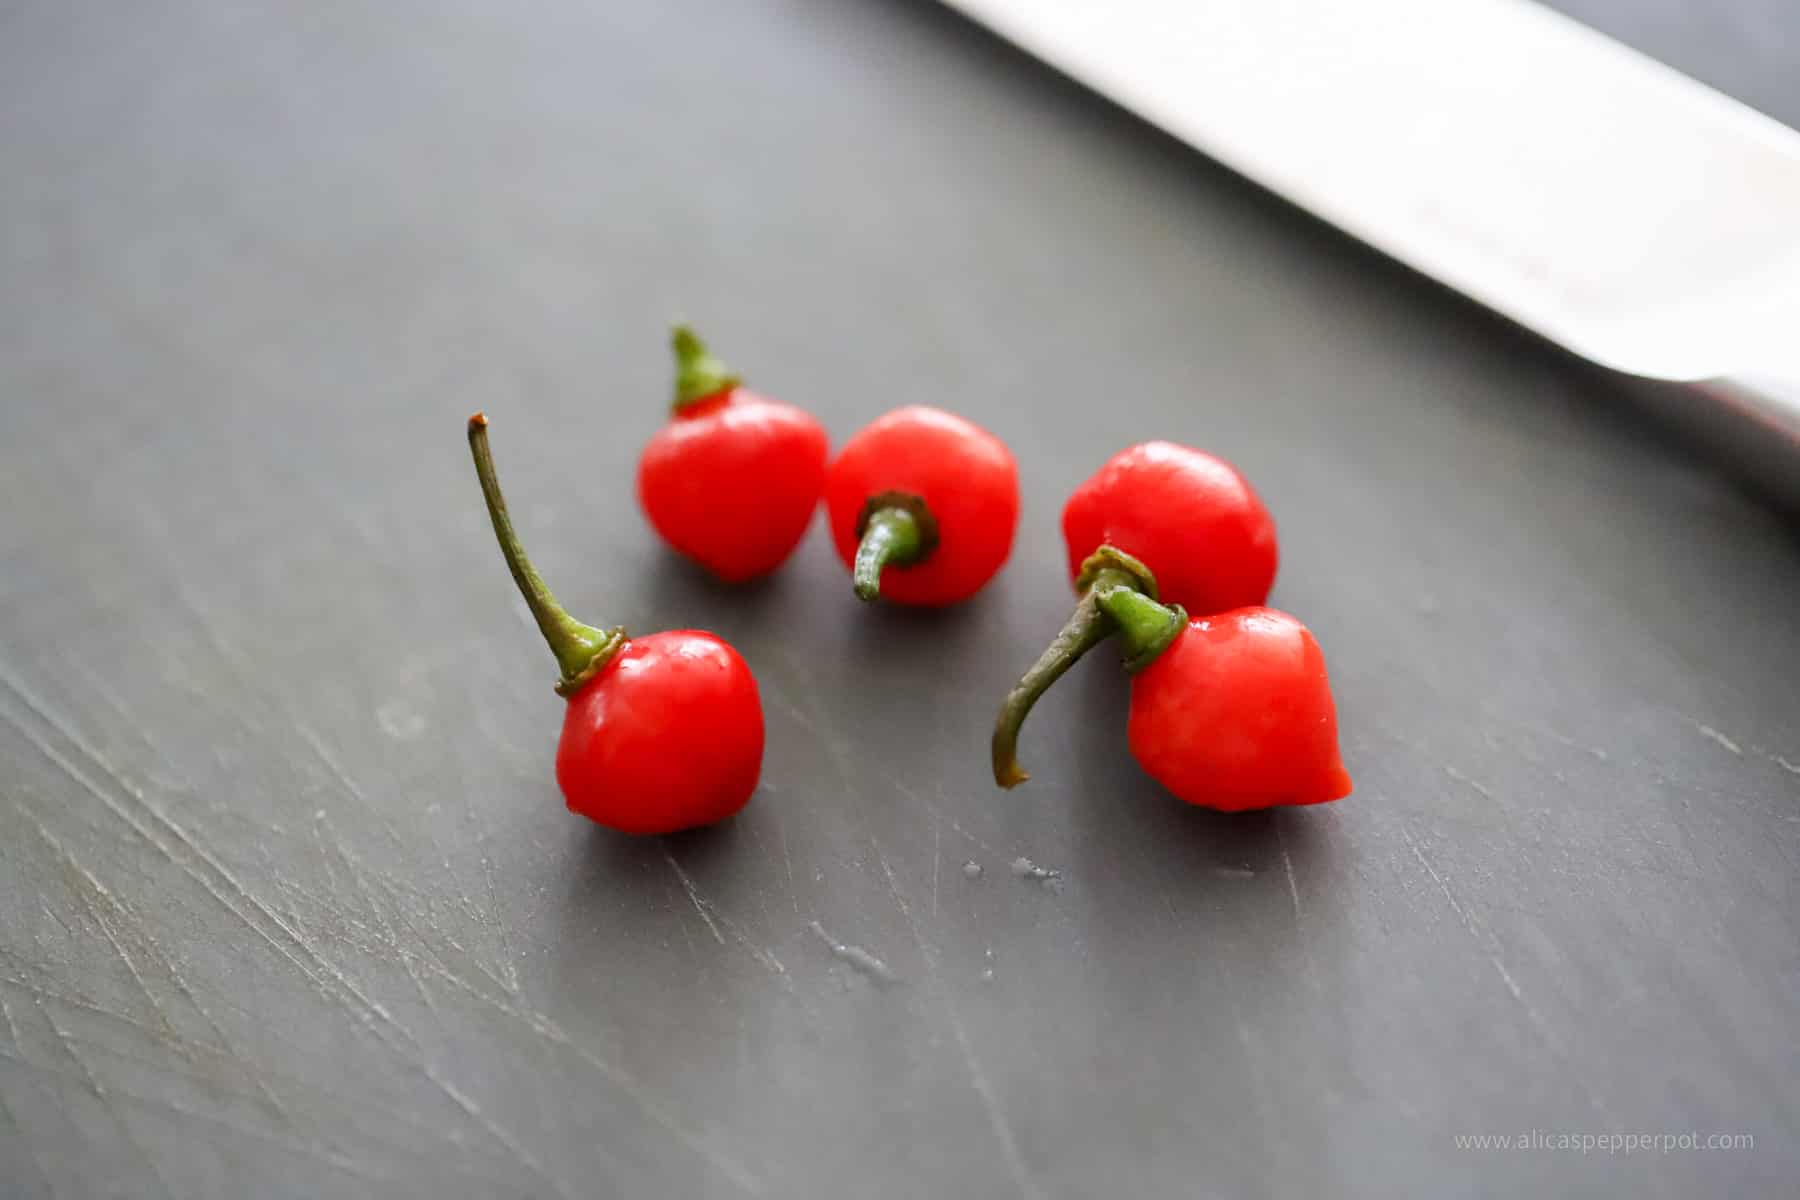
[467,413,626,696]
[851,491,940,603]
[989,545,1177,788]
[671,324,742,412]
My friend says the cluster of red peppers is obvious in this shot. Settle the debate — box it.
[467,326,1348,834]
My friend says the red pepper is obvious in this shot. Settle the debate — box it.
[824,406,1019,605]
[636,325,830,582]
[991,547,1350,810]
[470,413,763,833]
[1061,441,1277,615]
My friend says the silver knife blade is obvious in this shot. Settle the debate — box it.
[943,0,1800,507]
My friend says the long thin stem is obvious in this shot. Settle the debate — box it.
[990,566,1142,788]
[467,413,624,694]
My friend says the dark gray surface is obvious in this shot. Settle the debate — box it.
[2,1,1797,1196]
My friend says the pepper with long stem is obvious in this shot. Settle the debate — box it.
[468,412,765,833]
[990,543,1351,811]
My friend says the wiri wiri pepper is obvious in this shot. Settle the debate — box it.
[637,325,830,582]
[992,547,1351,810]
[469,413,763,833]
[825,407,1019,606]
[992,439,1345,809]
[1062,440,1278,615]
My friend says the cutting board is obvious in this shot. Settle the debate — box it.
[1,1,1795,1196]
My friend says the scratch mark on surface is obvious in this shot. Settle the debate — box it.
[45,822,185,1051]
[471,829,520,996]
[739,820,781,934]
[388,950,767,1195]
[371,873,518,1000]
[663,848,726,946]
[1694,723,1742,755]
[41,1000,178,1200]
[1400,825,1577,1098]
[39,899,77,941]
[67,655,183,769]
[0,673,421,1050]
[22,820,295,1130]
[0,672,592,1182]
[1547,730,1609,761]
[265,867,501,1003]
[931,819,941,919]
[765,691,821,735]
[807,921,899,986]
[1276,827,1302,923]
[663,876,701,966]
[293,721,406,851]
[1400,825,1477,937]
[246,883,762,1190]
[429,1070,574,1200]
[316,812,441,1021]
[1443,765,1494,800]
[1488,956,1543,1026]
[14,807,181,1055]
[895,778,1005,858]
[0,1072,54,1200]
[869,842,1041,1200]
[0,1034,63,1200]
[1774,755,1800,777]
[139,925,293,1123]
[0,989,22,1056]
[658,849,794,991]
[4,1037,398,1187]
[7,973,536,1186]
[776,812,799,916]
[0,683,766,1197]
[117,1082,390,1186]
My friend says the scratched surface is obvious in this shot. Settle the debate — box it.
[2,1,1797,1197]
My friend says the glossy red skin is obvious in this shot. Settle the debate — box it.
[825,406,1019,606]
[1128,608,1351,812]
[1062,442,1277,614]
[556,631,764,834]
[637,389,829,582]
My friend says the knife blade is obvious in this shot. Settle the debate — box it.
[942,0,1800,510]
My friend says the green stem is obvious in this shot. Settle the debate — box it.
[850,492,940,603]
[989,545,1185,789]
[853,509,922,601]
[1095,587,1186,673]
[670,324,741,411]
[989,575,1124,788]
[466,413,625,696]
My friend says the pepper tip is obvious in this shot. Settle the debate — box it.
[991,743,1031,789]
[994,763,1029,790]
[468,411,489,432]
